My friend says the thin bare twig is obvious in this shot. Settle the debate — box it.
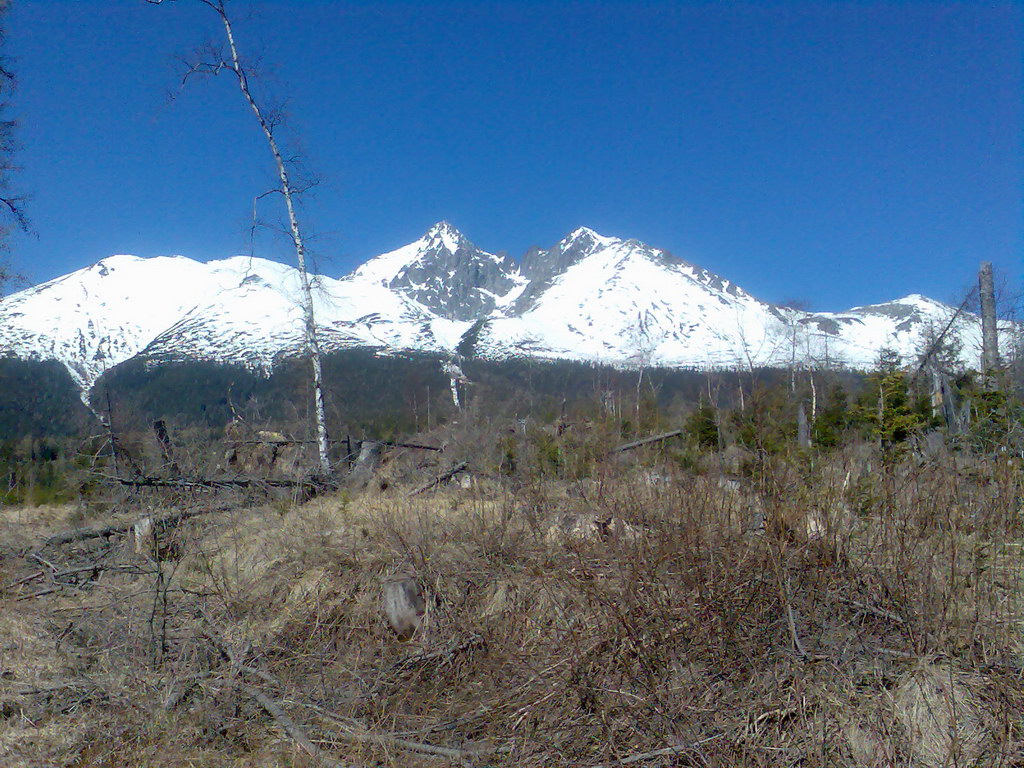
[842,597,905,624]
[588,734,725,767]
[0,569,44,591]
[784,576,810,659]
[16,587,56,601]
[238,682,364,768]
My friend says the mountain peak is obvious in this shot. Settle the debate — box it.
[424,220,467,252]
[566,226,611,244]
[349,223,524,321]
[518,226,618,285]
[560,227,623,255]
[427,220,459,233]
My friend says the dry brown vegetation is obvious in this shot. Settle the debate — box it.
[0,433,1022,767]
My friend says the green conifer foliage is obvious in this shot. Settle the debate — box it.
[811,384,850,448]
[854,351,927,448]
[685,402,720,450]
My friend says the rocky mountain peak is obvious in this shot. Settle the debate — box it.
[516,227,624,311]
[422,220,467,252]
[350,222,526,322]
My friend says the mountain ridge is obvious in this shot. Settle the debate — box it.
[0,222,994,396]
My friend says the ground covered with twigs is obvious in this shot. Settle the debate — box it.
[0,445,1022,767]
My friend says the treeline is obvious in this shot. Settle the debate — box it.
[682,349,1022,458]
[93,348,459,440]
[0,345,1021,505]
[85,350,836,440]
[0,359,95,504]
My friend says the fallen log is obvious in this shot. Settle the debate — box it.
[407,461,469,497]
[610,429,684,454]
[41,522,126,548]
[41,503,236,548]
[377,440,443,452]
[234,438,441,452]
[111,475,333,490]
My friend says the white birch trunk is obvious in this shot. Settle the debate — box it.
[808,369,817,419]
[449,377,461,409]
[217,6,331,472]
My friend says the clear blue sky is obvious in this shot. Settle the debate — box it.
[8,0,1022,310]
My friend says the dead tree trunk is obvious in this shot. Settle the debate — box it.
[152,419,180,475]
[979,261,999,379]
[796,403,811,449]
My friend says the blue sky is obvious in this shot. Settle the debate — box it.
[8,0,1022,310]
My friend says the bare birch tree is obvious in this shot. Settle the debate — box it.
[147,0,330,472]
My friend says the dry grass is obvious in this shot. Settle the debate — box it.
[0,446,1022,767]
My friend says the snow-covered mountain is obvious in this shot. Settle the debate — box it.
[468,227,793,367]
[0,249,467,391]
[795,294,983,370]
[350,221,527,321]
[139,256,462,372]
[0,221,995,396]
[0,254,248,390]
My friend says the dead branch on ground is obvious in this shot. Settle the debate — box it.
[407,461,469,497]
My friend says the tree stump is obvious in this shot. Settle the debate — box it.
[348,440,382,489]
[382,574,426,641]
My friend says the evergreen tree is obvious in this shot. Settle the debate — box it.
[960,373,1024,452]
[854,349,926,448]
[730,386,794,455]
[685,401,720,450]
[811,384,850,448]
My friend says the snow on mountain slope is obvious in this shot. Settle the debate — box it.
[350,221,527,321]
[0,224,1001,399]
[0,252,466,392]
[797,294,984,369]
[467,229,996,372]
[467,229,794,368]
[0,254,247,389]
[140,259,463,368]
